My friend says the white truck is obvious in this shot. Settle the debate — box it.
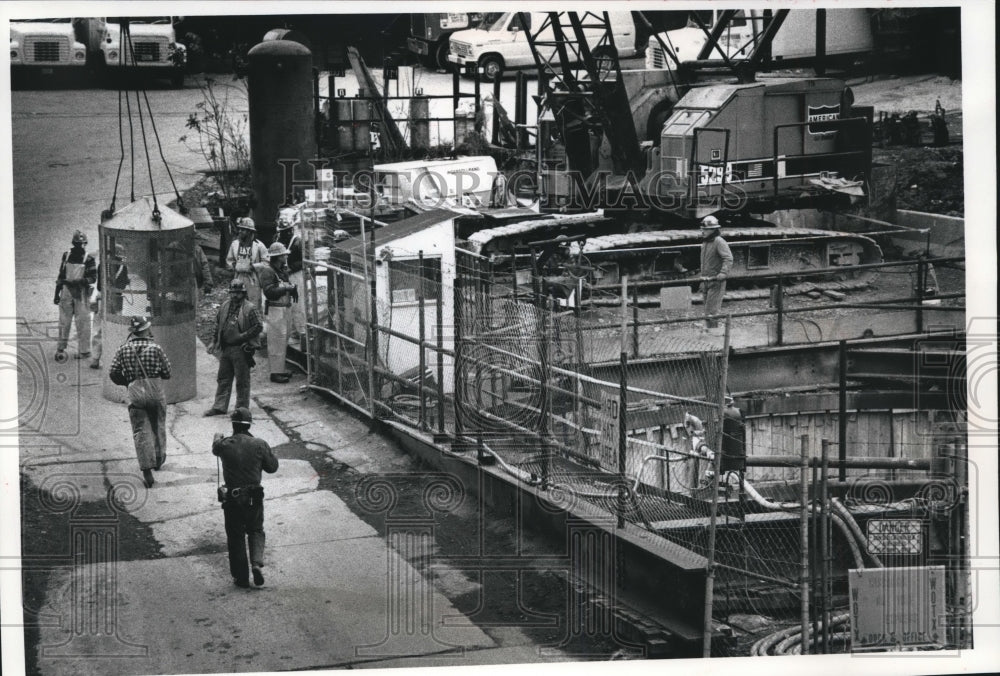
[646,8,873,70]
[74,16,186,87]
[448,11,637,81]
[9,18,88,86]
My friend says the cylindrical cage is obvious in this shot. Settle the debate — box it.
[99,198,197,403]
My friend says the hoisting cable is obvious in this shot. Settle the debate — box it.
[107,18,182,224]
[137,87,185,213]
[123,33,160,222]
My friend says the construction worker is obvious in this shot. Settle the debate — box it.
[90,244,131,370]
[54,230,98,361]
[274,217,304,340]
[213,407,279,588]
[698,215,733,330]
[194,242,214,298]
[108,316,171,488]
[257,242,298,383]
[205,280,263,416]
[720,395,746,474]
[226,217,268,313]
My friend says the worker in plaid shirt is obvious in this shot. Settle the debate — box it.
[109,316,172,488]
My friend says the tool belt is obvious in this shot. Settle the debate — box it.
[221,484,264,506]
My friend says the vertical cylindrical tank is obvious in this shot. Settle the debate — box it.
[99,198,197,404]
[352,99,371,154]
[409,96,430,151]
[248,40,316,243]
[336,99,355,152]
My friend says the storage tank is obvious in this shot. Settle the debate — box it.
[248,39,317,242]
[99,198,197,404]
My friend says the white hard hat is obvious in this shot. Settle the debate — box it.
[700,215,721,229]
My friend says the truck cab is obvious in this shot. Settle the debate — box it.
[448,11,637,81]
[9,17,88,85]
[76,16,186,87]
[646,9,874,70]
[407,13,502,70]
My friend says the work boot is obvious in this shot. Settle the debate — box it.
[233,578,250,589]
[204,408,227,417]
[142,469,154,488]
[269,373,290,384]
[89,359,101,370]
[252,566,264,587]
[154,457,165,471]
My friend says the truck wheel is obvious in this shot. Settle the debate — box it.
[434,40,452,71]
[646,98,675,142]
[478,54,504,82]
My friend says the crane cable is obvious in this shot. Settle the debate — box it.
[107,19,185,223]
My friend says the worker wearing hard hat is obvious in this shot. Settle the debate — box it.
[212,406,279,588]
[275,218,305,341]
[698,215,733,330]
[90,243,131,370]
[205,280,263,416]
[108,316,172,488]
[225,217,269,313]
[257,242,298,383]
[54,230,98,361]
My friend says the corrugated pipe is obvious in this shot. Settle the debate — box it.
[831,497,885,568]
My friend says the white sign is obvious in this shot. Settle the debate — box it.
[867,519,924,555]
[848,566,946,651]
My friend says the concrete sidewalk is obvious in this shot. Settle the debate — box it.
[18,320,575,673]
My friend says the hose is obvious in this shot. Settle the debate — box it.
[831,497,884,568]
[752,612,851,656]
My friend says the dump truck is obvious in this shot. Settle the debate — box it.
[9,17,88,86]
[407,12,502,71]
[75,16,186,87]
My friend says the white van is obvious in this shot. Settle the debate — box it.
[448,11,636,81]
[9,18,88,85]
[646,8,873,70]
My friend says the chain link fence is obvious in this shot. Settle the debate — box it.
[299,214,969,655]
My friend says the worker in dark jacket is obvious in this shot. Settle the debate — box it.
[699,215,733,329]
[275,217,304,340]
[55,230,98,360]
[213,407,279,588]
[720,396,746,473]
[205,280,263,416]
[257,242,298,383]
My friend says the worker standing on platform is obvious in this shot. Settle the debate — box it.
[257,242,297,383]
[720,395,747,475]
[213,407,279,588]
[90,244,130,370]
[205,280,263,416]
[698,216,733,330]
[275,217,305,341]
[54,230,98,361]
[109,316,172,488]
[226,217,269,313]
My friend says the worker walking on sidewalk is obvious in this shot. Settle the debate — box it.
[109,316,172,488]
[698,215,733,330]
[226,217,269,313]
[54,230,98,361]
[213,407,279,588]
[205,280,263,416]
[257,242,298,383]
